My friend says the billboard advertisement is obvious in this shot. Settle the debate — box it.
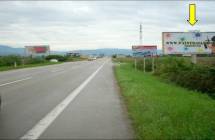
[132,45,157,57]
[162,32,215,54]
[25,45,50,56]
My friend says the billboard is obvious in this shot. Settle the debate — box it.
[25,45,50,56]
[132,45,157,57]
[162,32,215,54]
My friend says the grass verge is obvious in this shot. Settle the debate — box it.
[114,63,215,140]
[0,62,62,72]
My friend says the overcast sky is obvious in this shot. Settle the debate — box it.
[0,1,214,51]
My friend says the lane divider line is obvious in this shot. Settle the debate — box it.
[21,60,107,140]
[0,77,32,87]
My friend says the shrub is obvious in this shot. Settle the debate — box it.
[112,54,117,58]
[0,55,50,67]
[24,57,46,64]
[0,55,22,66]
[132,56,215,97]
[154,57,215,97]
[135,58,153,72]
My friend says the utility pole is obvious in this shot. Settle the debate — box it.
[140,23,146,72]
[139,23,143,45]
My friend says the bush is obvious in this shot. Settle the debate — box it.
[135,58,153,72]
[174,65,215,95]
[154,57,190,74]
[0,55,48,67]
[154,57,215,97]
[24,57,46,64]
[112,54,117,58]
[131,56,215,97]
[0,55,22,66]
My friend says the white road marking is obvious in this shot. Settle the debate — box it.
[0,77,32,87]
[21,60,107,140]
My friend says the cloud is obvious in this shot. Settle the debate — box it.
[0,1,214,51]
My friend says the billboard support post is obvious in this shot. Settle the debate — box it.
[191,54,197,64]
[134,58,137,70]
[151,55,155,73]
[143,57,146,73]
[14,61,17,68]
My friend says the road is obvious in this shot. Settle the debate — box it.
[0,58,133,139]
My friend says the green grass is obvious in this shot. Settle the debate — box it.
[0,57,88,72]
[115,63,215,140]
[0,62,62,71]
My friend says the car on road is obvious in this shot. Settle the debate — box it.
[50,59,59,63]
[88,56,97,61]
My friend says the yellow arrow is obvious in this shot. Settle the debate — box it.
[187,4,198,26]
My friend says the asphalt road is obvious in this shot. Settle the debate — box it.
[0,58,133,139]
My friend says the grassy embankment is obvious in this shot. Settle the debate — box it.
[0,55,87,72]
[0,62,62,71]
[115,63,215,140]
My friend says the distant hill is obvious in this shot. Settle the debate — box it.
[72,48,133,56]
[0,45,67,56]
[0,46,133,56]
[0,45,25,56]
[72,48,163,56]
[0,45,162,56]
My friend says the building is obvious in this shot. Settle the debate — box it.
[66,52,81,57]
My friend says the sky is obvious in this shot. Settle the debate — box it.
[0,1,215,51]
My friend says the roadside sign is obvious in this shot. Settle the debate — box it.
[132,45,157,57]
[25,45,50,56]
[162,32,215,54]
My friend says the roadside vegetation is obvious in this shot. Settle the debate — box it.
[0,54,87,71]
[114,56,215,98]
[114,62,215,140]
